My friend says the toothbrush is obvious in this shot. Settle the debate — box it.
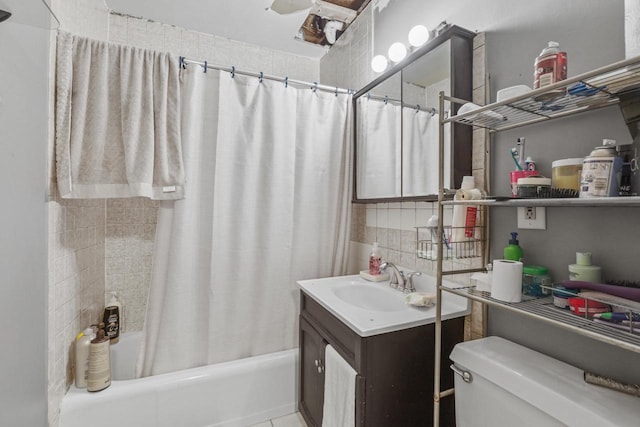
[593,312,640,322]
[510,147,523,170]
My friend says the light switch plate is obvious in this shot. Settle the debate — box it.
[517,206,546,229]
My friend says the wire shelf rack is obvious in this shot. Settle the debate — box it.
[444,55,640,132]
[441,284,640,353]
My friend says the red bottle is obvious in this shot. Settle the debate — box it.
[534,41,567,89]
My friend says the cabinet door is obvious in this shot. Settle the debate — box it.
[299,316,327,427]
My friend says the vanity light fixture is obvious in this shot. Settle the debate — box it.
[408,24,430,47]
[371,54,388,73]
[371,23,432,71]
[388,42,407,62]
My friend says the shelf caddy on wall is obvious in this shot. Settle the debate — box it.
[450,55,640,134]
[431,53,640,426]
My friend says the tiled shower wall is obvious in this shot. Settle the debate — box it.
[47,0,319,425]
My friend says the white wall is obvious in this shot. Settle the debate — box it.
[0,19,49,427]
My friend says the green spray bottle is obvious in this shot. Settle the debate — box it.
[504,232,523,261]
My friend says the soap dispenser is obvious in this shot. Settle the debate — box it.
[369,242,382,275]
[503,232,524,262]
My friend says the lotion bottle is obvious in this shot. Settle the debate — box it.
[87,326,111,392]
[74,326,96,388]
[369,242,382,275]
[103,292,122,344]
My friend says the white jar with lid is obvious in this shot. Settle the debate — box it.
[552,158,583,191]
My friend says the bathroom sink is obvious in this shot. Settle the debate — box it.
[332,284,407,312]
[298,274,470,337]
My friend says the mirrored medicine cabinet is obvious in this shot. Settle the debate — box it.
[353,25,475,202]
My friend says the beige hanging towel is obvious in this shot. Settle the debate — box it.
[55,31,184,200]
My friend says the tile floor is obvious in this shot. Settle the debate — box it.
[250,411,308,427]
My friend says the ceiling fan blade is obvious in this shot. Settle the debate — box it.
[0,9,11,23]
[270,0,313,14]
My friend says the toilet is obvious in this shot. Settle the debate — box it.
[450,336,640,427]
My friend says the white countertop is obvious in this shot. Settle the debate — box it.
[298,273,470,337]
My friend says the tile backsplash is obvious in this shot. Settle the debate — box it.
[105,198,158,333]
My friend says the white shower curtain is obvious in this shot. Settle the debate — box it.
[356,97,401,198]
[402,108,450,196]
[137,67,352,377]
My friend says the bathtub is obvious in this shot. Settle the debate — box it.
[60,332,298,427]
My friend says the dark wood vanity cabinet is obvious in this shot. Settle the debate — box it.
[298,291,464,427]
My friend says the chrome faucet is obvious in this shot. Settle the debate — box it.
[379,262,406,290]
[404,271,422,293]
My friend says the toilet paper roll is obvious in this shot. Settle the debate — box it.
[490,259,523,303]
[455,188,483,201]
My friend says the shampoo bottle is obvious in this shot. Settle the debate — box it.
[87,326,111,392]
[369,242,382,275]
[103,292,122,344]
[74,326,96,388]
[503,232,524,262]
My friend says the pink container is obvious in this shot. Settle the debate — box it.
[509,170,538,197]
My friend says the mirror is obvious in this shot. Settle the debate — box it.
[353,25,474,201]
[355,72,402,198]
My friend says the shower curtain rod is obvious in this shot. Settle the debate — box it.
[364,93,439,116]
[181,57,353,96]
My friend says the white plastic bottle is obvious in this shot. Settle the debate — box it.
[74,326,96,388]
[87,327,111,392]
[369,242,382,275]
[104,292,122,344]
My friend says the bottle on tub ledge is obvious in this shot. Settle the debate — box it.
[74,325,96,389]
[103,292,122,344]
[87,323,111,392]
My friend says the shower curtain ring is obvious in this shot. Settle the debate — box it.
[384,95,388,105]
[284,77,288,88]
[179,56,185,69]
[259,72,264,83]
[416,104,421,113]
[231,66,236,78]
[431,108,436,116]
[312,82,318,93]
[335,87,338,97]
[203,61,207,73]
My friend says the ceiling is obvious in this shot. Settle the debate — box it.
[105,0,367,59]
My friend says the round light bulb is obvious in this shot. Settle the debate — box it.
[371,55,388,73]
[388,42,407,62]
[408,25,430,47]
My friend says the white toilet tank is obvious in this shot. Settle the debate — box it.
[450,336,640,427]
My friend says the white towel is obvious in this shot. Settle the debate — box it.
[322,344,356,427]
[55,31,185,200]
